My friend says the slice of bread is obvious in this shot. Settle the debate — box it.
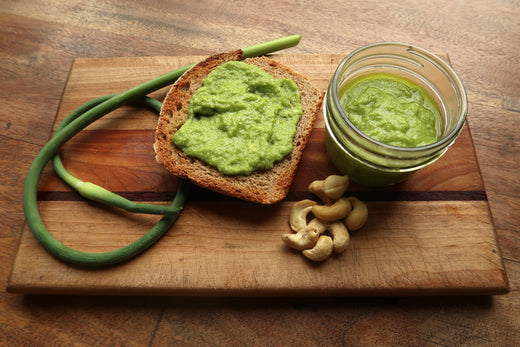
[154,50,324,204]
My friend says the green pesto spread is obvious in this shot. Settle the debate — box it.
[172,61,302,175]
[339,73,441,147]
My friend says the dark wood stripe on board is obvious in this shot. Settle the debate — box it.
[37,189,487,202]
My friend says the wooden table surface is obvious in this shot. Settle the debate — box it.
[1,0,518,345]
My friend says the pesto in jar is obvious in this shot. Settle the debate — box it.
[339,73,441,147]
[172,61,302,175]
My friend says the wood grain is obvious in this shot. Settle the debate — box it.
[7,54,508,296]
[1,0,519,345]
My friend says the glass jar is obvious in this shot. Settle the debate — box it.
[324,42,468,186]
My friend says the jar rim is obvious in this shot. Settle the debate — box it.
[330,42,468,153]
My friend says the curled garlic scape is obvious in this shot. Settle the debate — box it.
[282,175,368,262]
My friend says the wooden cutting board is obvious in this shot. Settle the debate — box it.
[7,54,509,296]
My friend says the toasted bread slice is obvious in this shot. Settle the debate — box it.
[154,50,324,204]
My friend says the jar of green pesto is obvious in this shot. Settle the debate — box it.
[324,42,468,186]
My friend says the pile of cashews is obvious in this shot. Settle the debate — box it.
[282,175,368,262]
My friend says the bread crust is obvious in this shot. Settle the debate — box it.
[154,50,324,204]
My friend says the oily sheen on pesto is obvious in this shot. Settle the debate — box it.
[339,73,441,147]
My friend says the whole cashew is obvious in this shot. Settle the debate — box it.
[345,196,368,231]
[303,235,334,262]
[311,197,352,222]
[323,175,349,200]
[289,199,316,232]
[328,221,350,253]
[308,180,334,205]
[282,218,327,250]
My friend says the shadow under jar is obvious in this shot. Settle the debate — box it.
[324,42,468,186]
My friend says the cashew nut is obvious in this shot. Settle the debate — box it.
[311,197,352,222]
[308,180,334,205]
[289,199,316,232]
[283,175,368,262]
[303,235,333,262]
[323,175,349,200]
[282,218,327,250]
[328,221,350,253]
[345,196,368,231]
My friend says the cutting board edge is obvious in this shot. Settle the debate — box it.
[8,54,509,297]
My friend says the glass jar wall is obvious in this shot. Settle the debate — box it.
[323,42,468,186]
